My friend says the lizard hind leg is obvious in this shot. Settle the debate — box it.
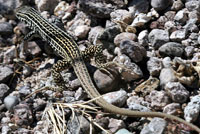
[81,44,111,75]
[51,58,72,92]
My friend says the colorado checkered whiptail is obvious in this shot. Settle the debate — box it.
[15,6,200,133]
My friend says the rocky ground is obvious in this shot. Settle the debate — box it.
[0,0,200,134]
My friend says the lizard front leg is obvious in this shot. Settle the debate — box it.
[51,58,72,91]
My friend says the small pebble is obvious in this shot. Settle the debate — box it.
[4,96,19,111]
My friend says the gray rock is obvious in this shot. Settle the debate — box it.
[113,54,143,82]
[103,90,127,107]
[198,36,200,44]
[162,57,172,68]
[0,22,13,35]
[163,103,181,115]
[27,41,42,57]
[115,128,132,134]
[120,40,146,62]
[0,65,13,83]
[127,103,151,112]
[13,103,33,126]
[0,84,10,99]
[164,21,176,33]
[78,0,126,18]
[158,42,184,57]
[147,90,171,110]
[148,29,169,49]
[185,46,195,57]
[159,68,177,87]
[74,25,90,39]
[67,115,91,134]
[75,87,87,100]
[147,57,163,76]
[128,0,149,15]
[4,96,19,111]
[165,82,189,103]
[170,29,186,42]
[35,0,59,14]
[94,68,120,93]
[3,45,16,64]
[174,9,188,24]
[114,32,137,46]
[110,9,133,24]
[184,95,200,122]
[151,0,172,11]
[19,84,31,96]
[140,117,167,134]
[108,118,126,133]
[88,26,104,43]
[188,10,200,24]
[138,30,149,47]
[98,25,121,52]
[185,1,200,12]
[1,125,11,134]
[171,0,184,11]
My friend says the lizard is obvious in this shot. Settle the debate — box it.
[15,6,200,133]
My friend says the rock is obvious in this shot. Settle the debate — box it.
[163,103,181,115]
[174,9,188,24]
[127,103,151,112]
[170,29,187,42]
[113,54,143,82]
[162,57,172,68]
[0,22,13,35]
[13,103,33,126]
[148,29,169,49]
[128,0,149,15]
[147,57,163,76]
[27,41,42,57]
[184,21,199,33]
[19,84,32,97]
[114,32,137,46]
[78,0,126,18]
[140,118,167,134]
[147,90,171,110]
[184,95,200,122]
[98,25,121,52]
[4,96,19,111]
[3,45,16,64]
[164,21,176,33]
[138,30,148,47]
[134,77,159,96]
[131,13,151,27]
[74,25,90,39]
[165,82,189,103]
[185,1,200,12]
[188,10,200,24]
[151,0,172,11]
[0,84,10,99]
[127,95,149,107]
[158,42,184,57]
[108,118,126,133]
[185,46,195,57]
[0,0,26,19]
[159,68,177,88]
[67,115,91,134]
[120,40,146,62]
[171,0,184,11]
[33,98,46,111]
[115,128,132,134]
[94,68,120,93]
[0,65,14,83]
[110,9,133,24]
[75,87,87,100]
[88,26,104,43]
[103,90,127,107]
[35,0,59,13]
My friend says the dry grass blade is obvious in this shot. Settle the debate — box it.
[42,98,111,134]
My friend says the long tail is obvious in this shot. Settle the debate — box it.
[73,61,200,133]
